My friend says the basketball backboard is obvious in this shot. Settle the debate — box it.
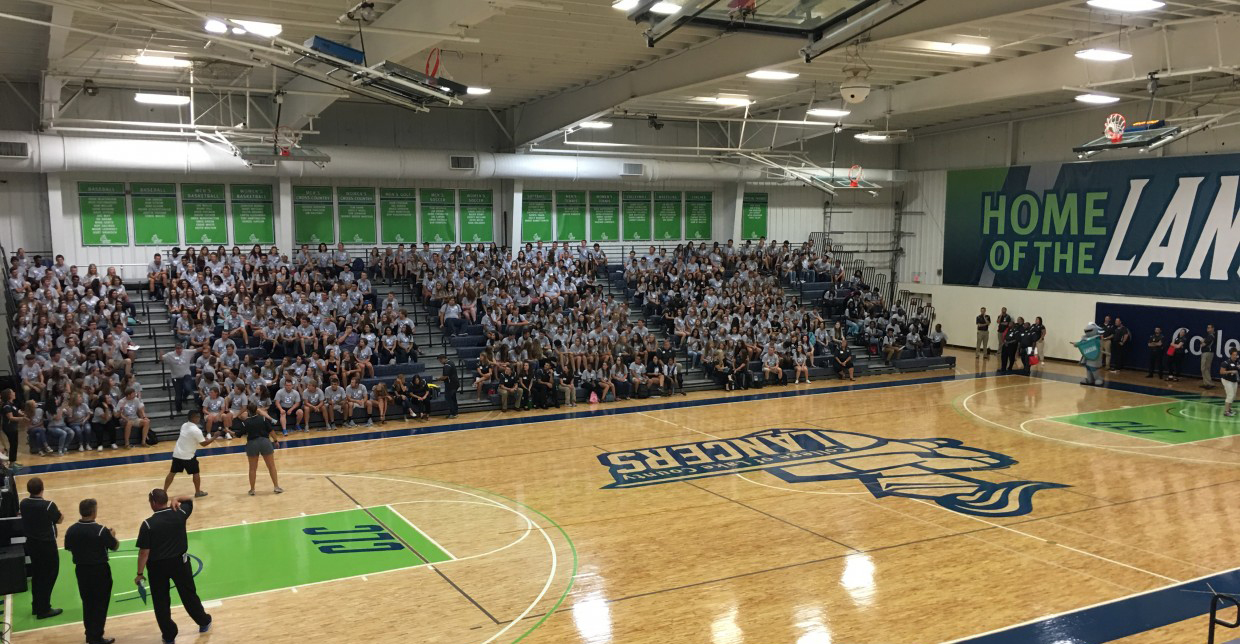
[1072,125,1181,155]
[237,144,331,165]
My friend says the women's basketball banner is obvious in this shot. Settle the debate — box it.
[944,154,1240,302]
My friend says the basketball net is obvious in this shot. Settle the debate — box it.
[848,165,863,188]
[275,126,299,157]
[1104,113,1126,144]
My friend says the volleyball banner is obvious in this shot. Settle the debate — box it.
[943,154,1240,302]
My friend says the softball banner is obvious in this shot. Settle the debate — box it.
[944,154,1240,302]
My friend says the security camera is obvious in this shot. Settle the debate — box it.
[83,79,98,97]
[840,75,871,104]
[338,1,376,23]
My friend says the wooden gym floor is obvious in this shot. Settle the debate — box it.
[8,348,1240,644]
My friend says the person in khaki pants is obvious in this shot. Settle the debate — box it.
[1201,324,1218,389]
[498,366,523,411]
[975,307,992,359]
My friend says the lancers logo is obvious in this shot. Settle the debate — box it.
[597,428,1067,517]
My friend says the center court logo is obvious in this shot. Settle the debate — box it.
[597,428,1066,517]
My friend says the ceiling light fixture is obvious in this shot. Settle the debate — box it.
[651,1,681,13]
[204,18,228,33]
[135,92,191,106]
[1075,47,1133,62]
[233,20,282,37]
[855,132,889,141]
[611,0,638,9]
[1075,93,1121,104]
[747,70,799,80]
[806,107,851,118]
[135,55,192,68]
[926,42,992,55]
[695,96,752,106]
[1086,0,1165,11]
[467,86,492,95]
[579,121,613,129]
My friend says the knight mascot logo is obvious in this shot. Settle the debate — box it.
[598,428,1065,517]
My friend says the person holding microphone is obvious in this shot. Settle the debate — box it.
[135,489,212,643]
[64,498,119,644]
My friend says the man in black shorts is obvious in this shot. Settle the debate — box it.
[164,410,214,497]
[135,489,211,643]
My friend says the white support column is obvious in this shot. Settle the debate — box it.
[730,182,745,242]
[46,174,73,257]
[277,176,294,253]
[510,179,524,250]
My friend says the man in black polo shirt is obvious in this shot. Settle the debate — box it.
[64,498,119,644]
[2,388,21,465]
[1110,318,1131,373]
[436,354,460,419]
[975,307,992,359]
[19,477,62,619]
[135,489,211,642]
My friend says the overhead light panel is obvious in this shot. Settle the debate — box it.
[807,107,851,118]
[855,132,889,141]
[1075,93,1121,104]
[926,41,992,55]
[651,1,681,13]
[747,70,799,80]
[204,18,228,33]
[694,96,752,106]
[579,121,613,129]
[135,55,192,68]
[134,92,191,106]
[233,20,282,37]
[611,0,638,9]
[466,86,491,95]
[1086,0,1164,11]
[1075,47,1132,61]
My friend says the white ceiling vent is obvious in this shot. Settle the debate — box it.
[620,162,644,176]
[450,155,476,170]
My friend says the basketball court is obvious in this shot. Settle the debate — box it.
[0,352,1235,643]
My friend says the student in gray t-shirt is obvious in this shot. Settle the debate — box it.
[117,389,150,449]
[274,381,304,435]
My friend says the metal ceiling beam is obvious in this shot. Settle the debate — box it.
[275,0,504,128]
[506,0,1084,148]
[40,5,73,124]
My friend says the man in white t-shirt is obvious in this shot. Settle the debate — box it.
[164,410,215,498]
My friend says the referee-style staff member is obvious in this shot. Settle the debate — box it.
[135,488,212,642]
[64,498,119,644]
[20,477,63,619]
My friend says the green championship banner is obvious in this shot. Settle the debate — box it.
[420,188,456,243]
[944,154,1240,302]
[653,191,683,241]
[293,186,335,245]
[556,191,587,242]
[622,191,652,242]
[230,184,275,245]
[379,188,417,244]
[78,182,128,246]
[337,187,377,245]
[741,192,768,240]
[685,191,713,240]
[131,183,178,246]
[522,190,553,243]
[459,189,494,243]
[180,183,227,246]
[589,191,620,242]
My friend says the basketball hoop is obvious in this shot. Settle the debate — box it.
[848,165,863,188]
[1104,113,1126,144]
[275,125,300,157]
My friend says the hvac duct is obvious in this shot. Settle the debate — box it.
[0,131,778,182]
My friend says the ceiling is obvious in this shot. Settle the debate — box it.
[3,0,1240,144]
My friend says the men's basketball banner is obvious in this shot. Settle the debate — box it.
[598,428,1065,517]
[944,154,1240,302]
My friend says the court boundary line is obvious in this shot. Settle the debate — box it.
[384,503,458,560]
[13,371,1007,475]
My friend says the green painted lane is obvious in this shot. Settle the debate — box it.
[7,506,451,633]
[1051,398,1240,445]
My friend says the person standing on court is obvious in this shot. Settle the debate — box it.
[1110,318,1131,373]
[1221,347,1239,418]
[1146,327,1166,379]
[19,477,63,619]
[437,354,460,419]
[1099,315,1115,370]
[165,410,215,498]
[1,388,22,465]
[135,489,212,642]
[996,307,1012,342]
[64,498,119,644]
[1202,324,1218,389]
[240,403,282,496]
[161,345,193,416]
[975,307,992,359]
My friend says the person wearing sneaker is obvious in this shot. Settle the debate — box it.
[238,403,282,495]
[302,380,327,430]
[164,410,214,498]
[134,489,213,643]
[274,380,304,435]
[344,376,373,427]
[1202,324,1219,390]
[1221,348,1239,418]
[20,477,63,620]
[324,376,348,430]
